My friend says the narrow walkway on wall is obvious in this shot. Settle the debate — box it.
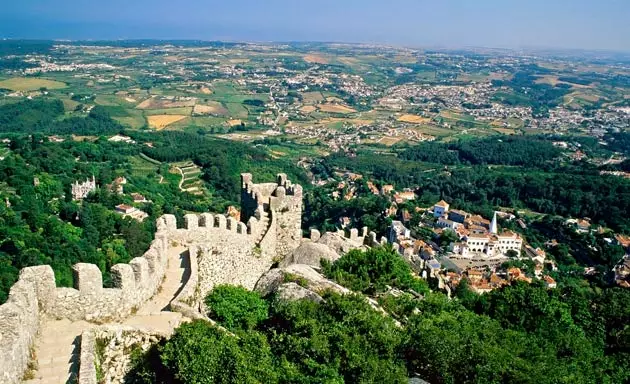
[255,209,271,244]
[123,246,189,330]
[23,246,189,384]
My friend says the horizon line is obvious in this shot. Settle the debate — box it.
[2,37,630,56]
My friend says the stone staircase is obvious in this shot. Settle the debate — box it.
[255,209,271,244]
[22,246,190,384]
[23,319,93,384]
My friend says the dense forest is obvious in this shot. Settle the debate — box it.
[302,180,392,235]
[0,99,124,135]
[125,247,630,384]
[399,136,561,166]
[0,138,154,302]
[604,131,630,155]
[134,131,308,201]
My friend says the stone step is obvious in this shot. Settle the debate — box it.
[26,245,191,383]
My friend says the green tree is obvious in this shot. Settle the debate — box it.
[160,321,278,384]
[205,285,269,331]
[268,292,408,384]
[322,246,428,295]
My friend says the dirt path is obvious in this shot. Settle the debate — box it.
[175,167,200,193]
[23,246,189,384]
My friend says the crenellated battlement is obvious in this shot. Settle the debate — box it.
[240,173,303,216]
[164,211,271,249]
[310,226,388,248]
[1,172,338,384]
[3,226,169,321]
[0,216,175,384]
[240,173,303,259]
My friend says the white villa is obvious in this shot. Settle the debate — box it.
[71,176,97,200]
[433,201,523,259]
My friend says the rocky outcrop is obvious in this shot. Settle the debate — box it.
[279,241,341,268]
[255,264,350,297]
[253,268,285,297]
[276,283,324,303]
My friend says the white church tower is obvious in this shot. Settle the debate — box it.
[490,211,498,234]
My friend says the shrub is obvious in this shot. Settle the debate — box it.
[160,321,278,384]
[205,285,269,331]
[322,246,429,295]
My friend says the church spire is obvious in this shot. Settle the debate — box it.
[490,211,498,234]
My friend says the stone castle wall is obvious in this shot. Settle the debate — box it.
[0,215,174,384]
[165,212,278,312]
[1,172,304,383]
[80,326,169,384]
[47,234,169,322]
[168,245,207,321]
[241,173,303,259]
[310,226,388,248]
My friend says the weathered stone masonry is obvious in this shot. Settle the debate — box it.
[0,173,304,384]
[241,172,303,259]
[0,217,172,384]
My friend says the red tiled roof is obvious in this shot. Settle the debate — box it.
[435,200,449,208]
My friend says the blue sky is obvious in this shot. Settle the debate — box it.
[1,0,628,51]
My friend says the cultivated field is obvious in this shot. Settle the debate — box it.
[147,115,188,129]
[193,102,229,116]
[136,97,196,110]
[492,127,518,135]
[534,75,591,89]
[300,106,317,114]
[318,103,357,114]
[323,117,374,126]
[397,114,432,124]
[304,54,329,64]
[129,155,160,179]
[301,91,324,103]
[227,119,243,127]
[378,137,402,146]
[0,77,66,91]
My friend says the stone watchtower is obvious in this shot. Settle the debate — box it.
[241,173,303,259]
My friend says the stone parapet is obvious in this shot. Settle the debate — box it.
[333,226,385,247]
[78,326,169,384]
[44,233,169,323]
[169,246,210,321]
[0,215,173,384]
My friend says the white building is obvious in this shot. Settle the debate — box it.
[433,200,450,218]
[389,220,411,244]
[71,176,97,200]
[448,211,522,258]
[115,204,149,222]
[450,230,522,259]
[436,217,462,230]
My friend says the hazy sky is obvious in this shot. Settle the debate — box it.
[1,0,628,51]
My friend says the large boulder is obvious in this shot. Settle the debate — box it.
[276,282,324,303]
[254,264,350,298]
[254,266,399,326]
[283,264,350,295]
[279,241,341,268]
[253,268,285,297]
